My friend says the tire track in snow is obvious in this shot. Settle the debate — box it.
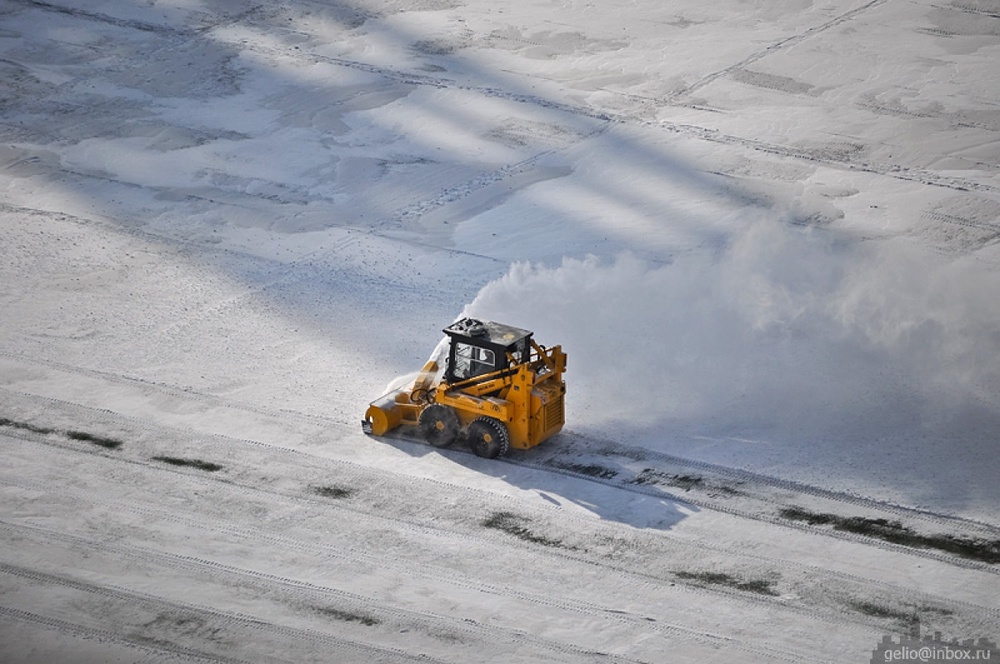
[0,605,251,664]
[2,379,997,618]
[945,2,1000,19]
[2,389,997,641]
[5,365,996,545]
[506,444,1000,575]
[550,431,1000,538]
[17,0,188,35]
[0,438,840,664]
[0,560,449,664]
[667,0,888,100]
[656,123,1000,195]
[16,0,269,35]
[2,351,996,546]
[922,211,1000,237]
[508,455,1000,582]
[0,422,902,657]
[3,364,998,593]
[0,521,649,664]
[381,142,596,235]
[0,487,740,664]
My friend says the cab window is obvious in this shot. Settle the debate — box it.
[454,343,495,380]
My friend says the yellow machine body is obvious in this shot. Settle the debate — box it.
[363,319,566,457]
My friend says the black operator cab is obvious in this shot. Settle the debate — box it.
[443,318,533,384]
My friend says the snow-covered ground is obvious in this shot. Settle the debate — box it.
[1,0,999,661]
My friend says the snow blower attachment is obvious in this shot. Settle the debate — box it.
[362,318,566,458]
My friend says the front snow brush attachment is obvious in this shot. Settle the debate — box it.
[362,318,566,458]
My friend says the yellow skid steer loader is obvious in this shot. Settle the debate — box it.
[362,318,566,458]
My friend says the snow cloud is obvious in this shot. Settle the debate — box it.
[463,218,1000,446]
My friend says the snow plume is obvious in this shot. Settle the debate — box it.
[463,219,1000,446]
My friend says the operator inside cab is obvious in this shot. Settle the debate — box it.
[453,343,496,380]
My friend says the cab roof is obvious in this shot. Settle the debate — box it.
[443,318,533,348]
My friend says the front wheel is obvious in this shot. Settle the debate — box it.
[466,417,510,459]
[419,404,460,448]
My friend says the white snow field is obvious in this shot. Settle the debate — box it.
[1,0,999,662]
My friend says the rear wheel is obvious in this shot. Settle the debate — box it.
[466,417,510,459]
[419,404,460,448]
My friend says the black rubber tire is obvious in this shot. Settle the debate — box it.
[466,417,510,459]
[419,404,461,448]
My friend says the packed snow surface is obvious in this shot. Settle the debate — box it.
[1,0,999,661]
